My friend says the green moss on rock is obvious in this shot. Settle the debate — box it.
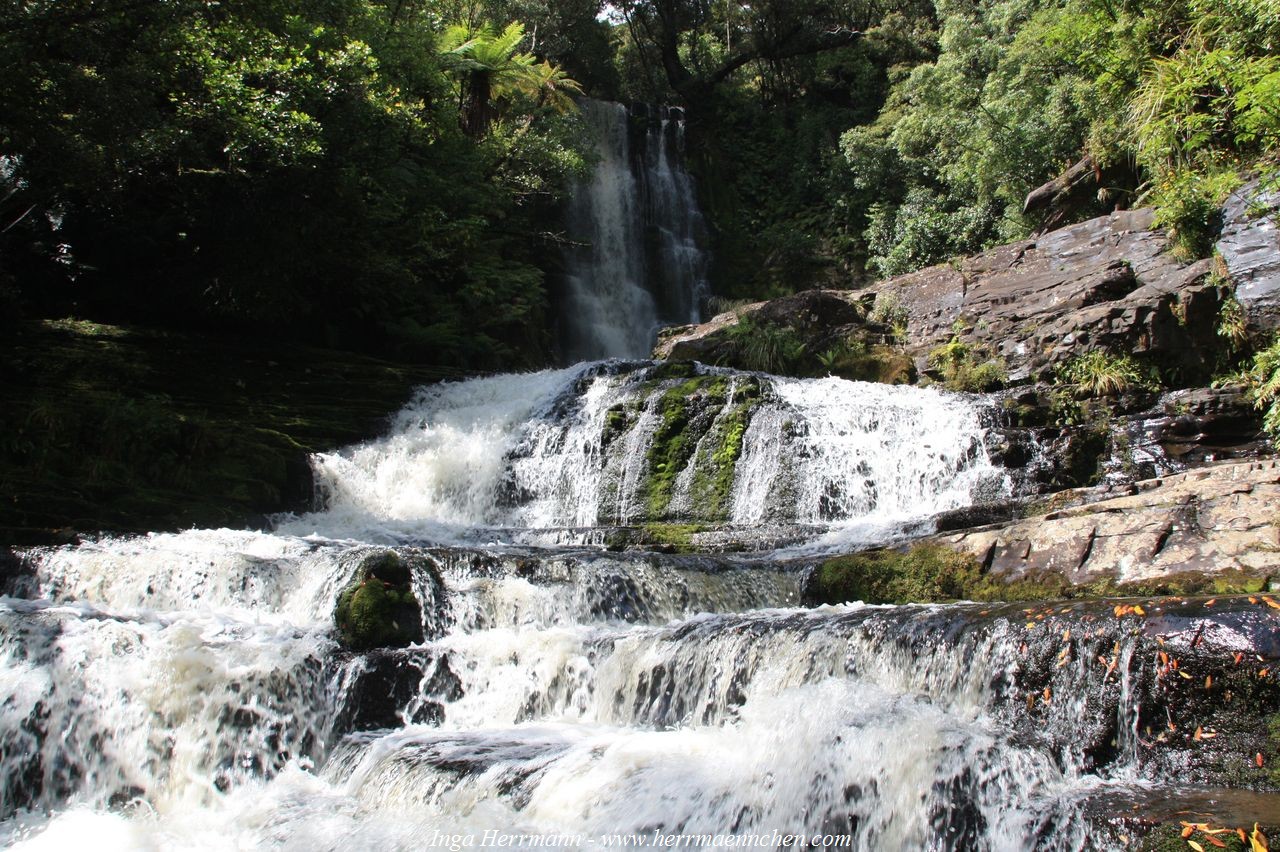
[639,522,708,552]
[807,544,1274,606]
[334,550,424,651]
[644,375,730,519]
[807,544,985,605]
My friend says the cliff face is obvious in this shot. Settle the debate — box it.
[661,186,1280,382]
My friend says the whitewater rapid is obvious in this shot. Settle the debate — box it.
[0,361,1172,851]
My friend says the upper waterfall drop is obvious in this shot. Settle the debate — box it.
[560,101,709,362]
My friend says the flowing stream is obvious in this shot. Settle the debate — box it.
[0,361,1233,850]
[0,101,1243,850]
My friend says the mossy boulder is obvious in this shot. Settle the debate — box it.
[334,550,425,651]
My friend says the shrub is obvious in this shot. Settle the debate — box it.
[1218,294,1250,351]
[1057,351,1159,397]
[719,317,807,374]
[927,336,1007,392]
[1246,338,1280,439]
[1150,165,1242,260]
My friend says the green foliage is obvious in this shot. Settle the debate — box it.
[0,0,587,369]
[926,336,1007,392]
[1150,165,1243,259]
[1218,294,1250,351]
[836,0,1279,279]
[719,317,807,375]
[1246,338,1280,440]
[1057,351,1160,397]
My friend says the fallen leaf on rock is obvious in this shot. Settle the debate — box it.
[1189,839,1205,851]
[1257,752,1265,768]
[1194,726,1203,741]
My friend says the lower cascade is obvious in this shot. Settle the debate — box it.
[0,363,1271,850]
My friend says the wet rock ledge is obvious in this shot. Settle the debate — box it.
[936,459,1280,591]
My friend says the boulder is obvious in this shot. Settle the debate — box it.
[333,550,429,651]
[653,289,866,365]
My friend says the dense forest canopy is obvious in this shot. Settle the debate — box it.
[1,0,1277,366]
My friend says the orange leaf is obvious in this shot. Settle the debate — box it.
[1265,597,1280,611]
[1238,828,1248,843]
[1205,836,1226,849]
[1134,604,1146,616]
[1194,726,1203,741]
[1062,629,1071,641]
[1250,596,1260,604]
[1206,675,1213,689]
[1261,669,1271,678]
[1235,653,1245,665]
[1257,752,1265,768]
[1042,687,1052,703]
[1182,825,1196,838]
[1160,651,1170,667]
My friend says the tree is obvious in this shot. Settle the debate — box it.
[613,0,862,108]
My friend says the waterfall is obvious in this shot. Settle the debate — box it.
[0,101,1246,852]
[560,102,708,362]
[277,362,1007,544]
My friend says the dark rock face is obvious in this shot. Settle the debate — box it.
[656,208,1233,386]
[1219,178,1280,332]
[988,383,1269,497]
[996,596,1280,789]
[878,208,1221,383]
[335,650,462,733]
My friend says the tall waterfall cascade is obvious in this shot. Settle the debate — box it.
[561,102,708,362]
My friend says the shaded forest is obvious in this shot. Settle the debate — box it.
[2,0,1277,366]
